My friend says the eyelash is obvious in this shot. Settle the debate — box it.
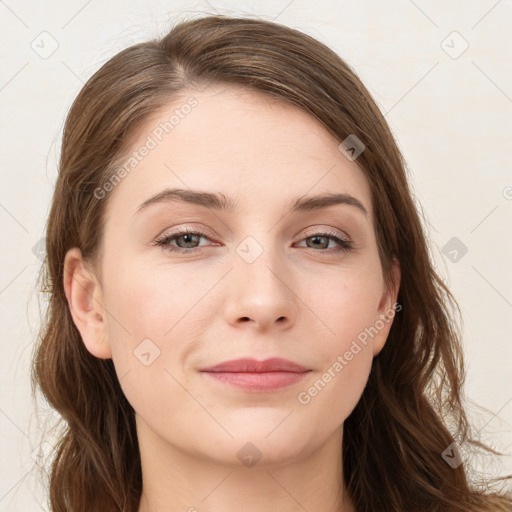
[154,228,353,254]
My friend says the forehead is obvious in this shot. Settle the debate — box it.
[105,85,373,220]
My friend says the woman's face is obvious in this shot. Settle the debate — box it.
[68,85,399,468]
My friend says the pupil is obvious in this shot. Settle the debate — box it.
[181,234,197,247]
[309,236,327,249]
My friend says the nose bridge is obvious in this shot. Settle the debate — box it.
[235,232,287,291]
[225,231,298,328]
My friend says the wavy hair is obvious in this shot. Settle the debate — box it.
[31,14,512,512]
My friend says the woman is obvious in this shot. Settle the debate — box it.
[31,14,511,512]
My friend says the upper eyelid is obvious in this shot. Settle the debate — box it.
[157,225,217,241]
[157,226,351,243]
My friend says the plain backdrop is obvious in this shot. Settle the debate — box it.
[1,0,511,510]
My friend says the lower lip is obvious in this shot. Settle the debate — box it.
[202,371,309,391]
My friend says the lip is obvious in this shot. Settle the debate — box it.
[200,358,311,392]
[200,357,310,373]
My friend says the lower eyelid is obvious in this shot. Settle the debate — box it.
[156,231,211,248]
[156,231,352,253]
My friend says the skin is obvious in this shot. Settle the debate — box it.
[64,84,400,512]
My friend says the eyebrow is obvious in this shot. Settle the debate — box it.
[134,188,368,218]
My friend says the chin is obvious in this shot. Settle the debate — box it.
[194,425,314,470]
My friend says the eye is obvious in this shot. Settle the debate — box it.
[154,228,214,253]
[153,227,354,254]
[294,229,353,253]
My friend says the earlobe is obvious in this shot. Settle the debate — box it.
[63,247,112,359]
[373,257,401,357]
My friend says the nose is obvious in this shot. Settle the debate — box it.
[223,241,299,332]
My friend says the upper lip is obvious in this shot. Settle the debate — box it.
[200,358,310,373]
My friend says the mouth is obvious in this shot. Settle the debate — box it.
[199,357,311,392]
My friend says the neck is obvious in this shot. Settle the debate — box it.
[136,417,355,512]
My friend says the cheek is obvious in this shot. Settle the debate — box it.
[101,242,383,404]
[295,261,383,416]
[100,259,199,425]
[102,252,202,338]
[296,271,379,426]
[100,255,215,388]
[295,344,373,441]
[303,261,384,347]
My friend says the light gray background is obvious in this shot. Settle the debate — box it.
[1,0,511,510]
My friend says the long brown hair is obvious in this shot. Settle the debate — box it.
[31,14,512,512]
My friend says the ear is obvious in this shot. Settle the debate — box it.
[63,247,112,359]
[372,257,401,357]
